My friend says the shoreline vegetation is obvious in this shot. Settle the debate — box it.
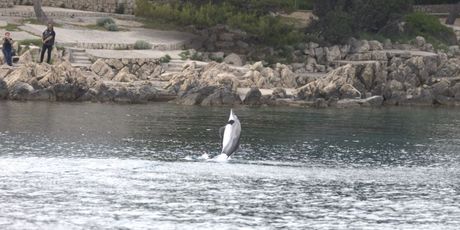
[0,0,460,108]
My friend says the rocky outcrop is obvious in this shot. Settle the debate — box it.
[0,52,174,103]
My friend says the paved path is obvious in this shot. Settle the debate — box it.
[85,49,185,59]
[20,24,195,50]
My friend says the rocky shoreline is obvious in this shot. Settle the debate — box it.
[1,37,460,108]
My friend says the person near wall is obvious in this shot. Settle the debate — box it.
[2,32,13,66]
[40,22,56,64]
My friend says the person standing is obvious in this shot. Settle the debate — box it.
[2,32,13,67]
[40,22,56,64]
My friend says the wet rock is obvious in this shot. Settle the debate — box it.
[339,84,361,99]
[9,82,34,100]
[243,87,262,105]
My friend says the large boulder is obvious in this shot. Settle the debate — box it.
[201,88,242,106]
[0,79,7,99]
[224,53,243,66]
[9,82,34,100]
[91,59,114,79]
[243,87,262,105]
[113,67,137,82]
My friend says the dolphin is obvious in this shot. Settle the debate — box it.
[219,109,241,158]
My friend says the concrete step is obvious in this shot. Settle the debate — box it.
[72,56,91,61]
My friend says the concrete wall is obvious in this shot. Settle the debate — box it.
[414,4,456,14]
[13,0,135,14]
[0,0,14,8]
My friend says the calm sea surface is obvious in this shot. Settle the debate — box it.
[0,101,459,229]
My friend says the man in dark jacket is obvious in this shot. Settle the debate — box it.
[40,22,56,64]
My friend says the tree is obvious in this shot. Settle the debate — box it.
[33,0,49,24]
[445,2,459,25]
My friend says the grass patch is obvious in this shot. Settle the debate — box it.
[18,39,42,47]
[0,24,20,31]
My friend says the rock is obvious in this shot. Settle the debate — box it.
[243,87,262,105]
[351,39,370,53]
[0,79,7,99]
[308,42,319,49]
[105,59,124,70]
[224,53,243,66]
[113,67,137,82]
[339,84,361,99]
[250,61,264,72]
[326,45,341,62]
[368,40,383,51]
[272,87,287,99]
[18,50,33,64]
[210,52,225,60]
[431,79,452,97]
[201,88,242,106]
[219,33,235,41]
[415,36,426,47]
[335,99,362,108]
[364,95,384,106]
[28,88,56,101]
[314,47,325,64]
[176,86,217,105]
[383,39,392,49]
[448,45,460,57]
[236,41,249,49]
[9,82,34,100]
[91,59,114,79]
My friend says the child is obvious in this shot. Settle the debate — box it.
[2,32,13,66]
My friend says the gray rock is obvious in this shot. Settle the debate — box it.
[91,59,114,79]
[364,95,384,106]
[326,45,341,62]
[201,88,242,106]
[431,79,452,97]
[368,40,383,51]
[415,36,426,47]
[339,84,361,99]
[272,87,287,99]
[224,53,243,66]
[243,87,262,105]
[0,79,7,99]
[9,82,34,100]
[351,39,370,53]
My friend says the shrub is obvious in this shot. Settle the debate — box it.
[104,23,119,31]
[135,0,304,47]
[312,0,413,44]
[159,54,172,63]
[134,40,152,49]
[179,50,191,60]
[405,12,457,45]
[96,17,115,27]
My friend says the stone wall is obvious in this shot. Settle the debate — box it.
[414,4,456,14]
[13,0,135,14]
[0,0,14,8]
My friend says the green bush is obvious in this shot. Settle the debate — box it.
[134,40,152,49]
[312,0,413,44]
[159,54,172,63]
[405,12,457,45]
[96,17,115,27]
[135,0,304,46]
[104,23,119,31]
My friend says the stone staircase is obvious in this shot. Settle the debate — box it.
[69,48,92,68]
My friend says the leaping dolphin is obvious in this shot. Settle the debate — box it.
[219,109,241,158]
